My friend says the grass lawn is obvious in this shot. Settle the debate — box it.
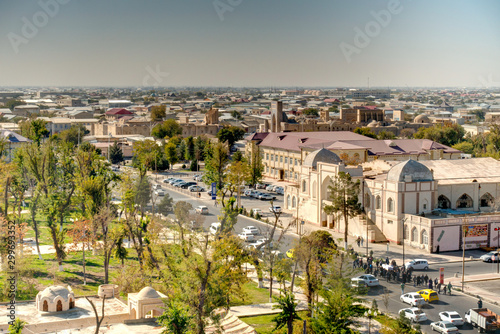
[231,281,274,306]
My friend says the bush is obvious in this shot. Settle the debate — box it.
[189,160,198,171]
[249,210,254,218]
[255,213,261,220]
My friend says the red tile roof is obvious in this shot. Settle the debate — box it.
[106,108,133,115]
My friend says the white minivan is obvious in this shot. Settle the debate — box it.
[405,259,429,271]
[209,222,221,235]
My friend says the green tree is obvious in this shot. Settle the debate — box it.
[232,150,244,162]
[8,317,27,334]
[311,283,365,334]
[302,108,319,116]
[377,130,396,140]
[203,142,229,191]
[248,142,264,187]
[165,142,179,167]
[414,124,465,147]
[19,118,49,146]
[152,119,183,139]
[323,172,362,245]
[194,136,209,161]
[157,193,174,216]
[272,291,302,334]
[184,136,195,161]
[158,301,193,334]
[354,127,377,139]
[380,312,422,334]
[216,126,245,148]
[151,105,167,121]
[109,142,124,164]
[57,124,89,146]
[452,141,474,154]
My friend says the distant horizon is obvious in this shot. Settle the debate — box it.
[1,0,499,87]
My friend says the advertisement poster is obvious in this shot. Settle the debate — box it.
[465,224,488,237]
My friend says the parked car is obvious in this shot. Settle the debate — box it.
[238,231,255,242]
[256,183,267,189]
[193,174,201,180]
[188,185,205,192]
[286,248,295,259]
[351,274,379,287]
[417,289,439,303]
[242,226,259,235]
[153,184,162,190]
[253,238,273,249]
[252,191,264,198]
[251,208,262,216]
[169,178,182,185]
[405,259,429,270]
[351,278,368,289]
[163,178,174,183]
[209,222,221,235]
[480,251,500,263]
[266,185,276,191]
[195,206,209,215]
[399,308,428,323]
[244,189,253,196]
[400,292,425,307]
[430,321,459,334]
[154,189,165,196]
[269,206,282,214]
[439,311,464,326]
[181,182,197,189]
[259,193,274,201]
[274,186,284,195]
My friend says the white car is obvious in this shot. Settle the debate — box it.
[242,226,260,235]
[209,222,221,235]
[480,251,500,263]
[195,206,209,215]
[266,185,276,191]
[154,189,165,196]
[188,185,205,192]
[400,292,426,307]
[274,186,284,195]
[439,311,464,326]
[153,184,162,190]
[238,231,255,242]
[430,321,459,334]
[399,308,428,323]
[405,259,429,271]
[269,206,282,214]
[251,208,262,216]
[351,274,379,287]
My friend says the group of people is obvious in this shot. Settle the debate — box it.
[410,275,453,295]
[355,236,364,247]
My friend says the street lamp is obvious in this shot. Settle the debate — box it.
[108,132,112,161]
[461,215,468,292]
[401,217,407,268]
[364,309,378,334]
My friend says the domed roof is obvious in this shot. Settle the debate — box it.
[414,114,430,123]
[303,148,341,169]
[387,159,433,182]
[136,287,161,300]
[38,286,73,301]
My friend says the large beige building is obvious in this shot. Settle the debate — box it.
[245,131,462,182]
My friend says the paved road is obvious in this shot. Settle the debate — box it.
[366,275,500,334]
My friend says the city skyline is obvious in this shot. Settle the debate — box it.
[0,0,499,88]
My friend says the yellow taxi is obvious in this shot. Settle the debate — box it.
[417,289,439,303]
[286,248,295,259]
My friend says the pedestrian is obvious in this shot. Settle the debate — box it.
[413,276,417,287]
[198,192,201,198]
[356,237,360,247]
[447,282,452,295]
[428,279,433,290]
[437,282,441,294]
[214,200,217,207]
[401,282,405,294]
[478,298,483,309]
[434,278,438,287]
[360,236,364,247]
[386,256,389,264]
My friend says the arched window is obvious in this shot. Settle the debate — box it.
[364,194,371,209]
[421,229,428,245]
[456,193,473,208]
[302,180,307,192]
[287,195,291,208]
[56,300,63,312]
[404,224,409,240]
[480,193,494,207]
[43,300,48,312]
[312,181,317,199]
[411,227,418,242]
[387,197,394,213]
[376,195,381,209]
[438,195,451,209]
[292,196,297,208]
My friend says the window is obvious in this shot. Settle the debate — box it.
[387,198,394,213]
[295,173,298,180]
[266,167,269,173]
[423,204,427,210]
[387,220,393,224]
[404,224,409,239]
[280,156,283,163]
[376,195,381,209]
[438,195,451,209]
[411,227,418,242]
[266,153,269,160]
[287,195,291,208]
[456,193,473,208]
[364,194,371,208]
[480,193,494,207]
[312,181,317,199]
[295,159,298,166]
[285,157,288,164]
[421,229,428,245]
[302,180,307,192]
[271,154,274,161]
[285,171,288,178]
[292,196,297,208]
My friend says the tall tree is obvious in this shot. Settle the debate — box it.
[151,105,167,121]
[248,142,264,187]
[68,219,93,285]
[323,171,362,245]
[57,124,89,146]
[272,291,301,334]
[109,142,124,164]
[203,142,229,191]
[19,118,49,146]
[216,126,245,148]
[152,119,183,139]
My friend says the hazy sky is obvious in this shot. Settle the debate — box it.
[0,0,499,88]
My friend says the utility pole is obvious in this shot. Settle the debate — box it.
[402,217,407,266]
[496,226,500,274]
[461,215,468,292]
